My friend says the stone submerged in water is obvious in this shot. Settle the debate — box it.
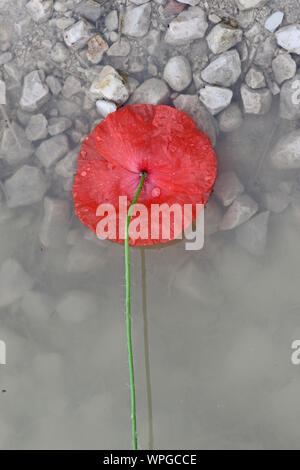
[220,194,258,230]
[0,258,34,308]
[19,70,50,112]
[272,53,296,85]
[279,74,300,120]
[0,79,6,105]
[165,6,208,45]
[201,50,242,87]
[1,122,34,165]
[25,114,48,141]
[36,135,69,168]
[236,211,270,257]
[123,3,151,38]
[63,19,93,50]
[90,66,129,104]
[218,104,243,133]
[214,171,244,207]
[206,23,243,55]
[241,84,272,115]
[4,165,48,208]
[39,197,71,247]
[163,55,192,92]
[129,78,170,105]
[199,85,233,115]
[270,130,300,169]
[26,0,53,23]
[275,25,300,55]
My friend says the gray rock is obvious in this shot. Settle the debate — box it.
[199,85,233,115]
[26,0,53,23]
[254,36,277,68]
[241,84,272,115]
[235,0,269,9]
[75,0,102,23]
[220,194,258,230]
[261,191,290,213]
[218,104,243,133]
[214,171,244,206]
[0,258,34,308]
[163,56,192,92]
[279,74,300,120]
[206,23,243,55]
[107,38,131,57]
[25,114,48,141]
[96,100,117,118]
[62,76,81,98]
[48,117,72,136]
[46,75,62,96]
[90,66,129,104]
[177,0,200,4]
[4,165,48,208]
[0,52,12,66]
[0,79,6,104]
[50,42,69,63]
[201,50,241,87]
[39,197,71,247]
[236,211,270,257]
[36,135,69,168]
[272,53,296,84]
[20,70,50,112]
[275,25,300,55]
[86,35,108,64]
[270,130,300,169]
[204,197,223,235]
[63,19,93,50]
[105,10,118,31]
[123,3,151,38]
[245,66,266,89]
[265,11,284,32]
[129,78,170,105]
[173,94,218,146]
[55,149,78,179]
[165,7,208,45]
[1,122,34,165]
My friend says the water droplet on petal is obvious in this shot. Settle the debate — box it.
[81,171,87,177]
[152,187,161,198]
[81,150,87,158]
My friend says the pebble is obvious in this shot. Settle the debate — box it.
[56,290,98,323]
[220,194,258,230]
[204,197,223,235]
[36,135,69,168]
[261,191,290,213]
[254,37,277,68]
[206,23,243,55]
[1,122,34,165]
[90,66,129,104]
[107,38,131,57]
[240,84,272,115]
[201,50,241,87]
[235,0,269,9]
[46,75,62,96]
[55,149,78,179]
[245,66,266,89]
[236,211,270,257]
[275,25,300,55]
[214,171,244,206]
[177,0,200,4]
[105,10,118,31]
[123,3,152,38]
[173,93,218,146]
[0,52,12,66]
[4,165,48,208]
[0,79,6,104]
[165,7,208,45]
[26,0,53,23]
[75,0,102,23]
[265,11,284,32]
[39,197,71,247]
[163,56,192,92]
[129,78,170,105]
[86,35,108,64]
[47,117,72,136]
[0,258,34,308]
[199,85,233,115]
[96,100,117,118]
[25,114,48,141]
[63,19,93,50]
[50,42,69,63]
[279,74,300,120]
[62,75,81,98]
[19,70,50,112]
[272,53,296,85]
[218,104,243,133]
[270,129,300,169]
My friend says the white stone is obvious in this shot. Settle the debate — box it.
[96,100,117,118]
[206,23,243,55]
[245,66,266,89]
[55,149,78,179]
[218,104,243,133]
[130,78,170,105]
[50,42,69,63]
[48,117,72,136]
[36,135,69,168]
[163,56,192,92]
[56,290,98,324]
[235,0,269,9]
[265,11,284,32]
[165,7,208,45]
[199,85,233,115]
[25,114,48,141]
[123,3,151,38]
[4,165,48,208]
[1,122,34,165]
[241,84,272,115]
[0,79,6,104]
[270,130,300,169]
[46,75,62,96]
[275,25,300,55]
[26,0,53,23]
[107,38,130,57]
[0,258,34,307]
[90,66,129,105]
[236,211,269,256]
[173,94,218,146]
[261,191,290,213]
[220,194,258,230]
[214,171,244,206]
[63,19,93,50]
[272,53,296,85]
[20,70,50,112]
[39,197,70,247]
[62,75,81,98]
[177,0,200,4]
[279,74,300,120]
[105,10,118,31]
[201,50,241,87]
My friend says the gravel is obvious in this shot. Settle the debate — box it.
[199,85,233,115]
[36,135,69,168]
[123,3,152,38]
[163,55,192,92]
[19,70,50,112]
[165,6,208,45]
[206,23,243,55]
[25,114,48,141]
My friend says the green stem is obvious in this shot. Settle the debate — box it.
[125,171,147,451]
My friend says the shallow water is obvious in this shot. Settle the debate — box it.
[1,0,300,450]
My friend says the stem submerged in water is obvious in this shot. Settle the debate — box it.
[125,171,147,451]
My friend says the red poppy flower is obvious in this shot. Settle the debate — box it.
[72,104,217,246]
